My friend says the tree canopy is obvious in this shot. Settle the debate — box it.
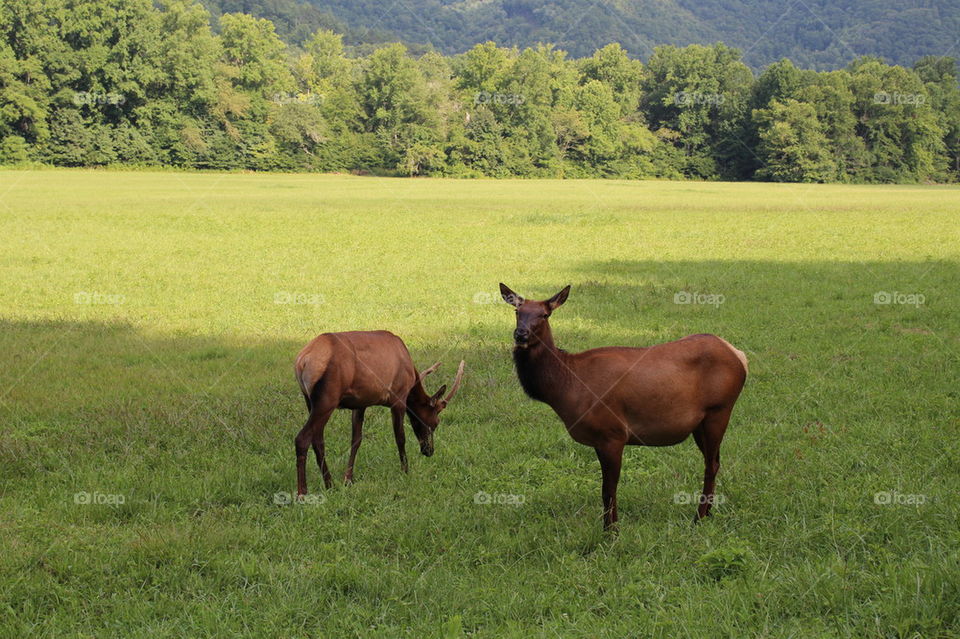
[1,0,958,183]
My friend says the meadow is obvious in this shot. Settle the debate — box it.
[0,170,958,637]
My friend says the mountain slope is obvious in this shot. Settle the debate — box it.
[201,0,960,69]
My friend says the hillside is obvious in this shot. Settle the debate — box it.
[201,0,960,69]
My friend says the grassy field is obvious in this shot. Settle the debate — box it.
[0,170,958,637]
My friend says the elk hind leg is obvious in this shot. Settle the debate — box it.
[295,403,335,495]
[310,406,336,490]
[692,407,731,521]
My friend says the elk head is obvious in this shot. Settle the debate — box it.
[406,360,465,456]
[499,283,570,349]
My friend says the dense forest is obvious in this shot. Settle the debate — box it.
[2,0,959,182]
[201,0,960,70]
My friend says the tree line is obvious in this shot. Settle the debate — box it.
[2,0,958,182]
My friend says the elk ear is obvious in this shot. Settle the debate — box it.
[499,283,523,308]
[430,384,447,405]
[546,285,571,311]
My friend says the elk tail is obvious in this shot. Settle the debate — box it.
[716,336,748,376]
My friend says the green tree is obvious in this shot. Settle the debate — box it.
[499,44,579,175]
[269,102,328,169]
[0,134,30,163]
[144,0,222,166]
[31,0,167,164]
[848,57,946,182]
[579,43,644,116]
[455,42,513,96]
[797,70,866,181]
[914,56,960,179]
[219,13,293,94]
[403,141,444,176]
[640,44,753,179]
[218,13,297,169]
[752,59,810,109]
[0,0,54,144]
[449,42,518,176]
[294,28,361,133]
[357,43,440,169]
[155,0,220,114]
[754,98,835,182]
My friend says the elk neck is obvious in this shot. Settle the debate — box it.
[512,321,571,404]
[406,379,432,409]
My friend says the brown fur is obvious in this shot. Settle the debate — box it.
[501,283,747,529]
[294,330,463,494]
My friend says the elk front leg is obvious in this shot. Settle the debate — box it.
[296,405,335,495]
[391,404,408,473]
[595,441,624,531]
[344,408,365,484]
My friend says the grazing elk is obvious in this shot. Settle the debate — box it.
[294,330,464,495]
[499,283,747,529]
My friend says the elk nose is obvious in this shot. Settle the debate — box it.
[514,328,529,342]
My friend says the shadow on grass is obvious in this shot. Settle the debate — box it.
[0,258,955,528]
[0,318,492,479]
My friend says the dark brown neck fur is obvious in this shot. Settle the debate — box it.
[512,323,570,404]
[405,379,433,417]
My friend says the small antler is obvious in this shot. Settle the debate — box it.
[442,360,465,405]
[417,361,441,383]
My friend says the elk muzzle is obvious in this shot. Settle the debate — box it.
[419,435,434,457]
[513,328,530,347]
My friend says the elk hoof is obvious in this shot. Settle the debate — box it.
[693,511,712,525]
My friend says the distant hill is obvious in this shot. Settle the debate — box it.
[201,0,960,69]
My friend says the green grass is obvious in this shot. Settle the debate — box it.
[1,170,958,637]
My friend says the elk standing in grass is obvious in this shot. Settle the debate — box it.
[499,283,747,529]
[294,330,464,495]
